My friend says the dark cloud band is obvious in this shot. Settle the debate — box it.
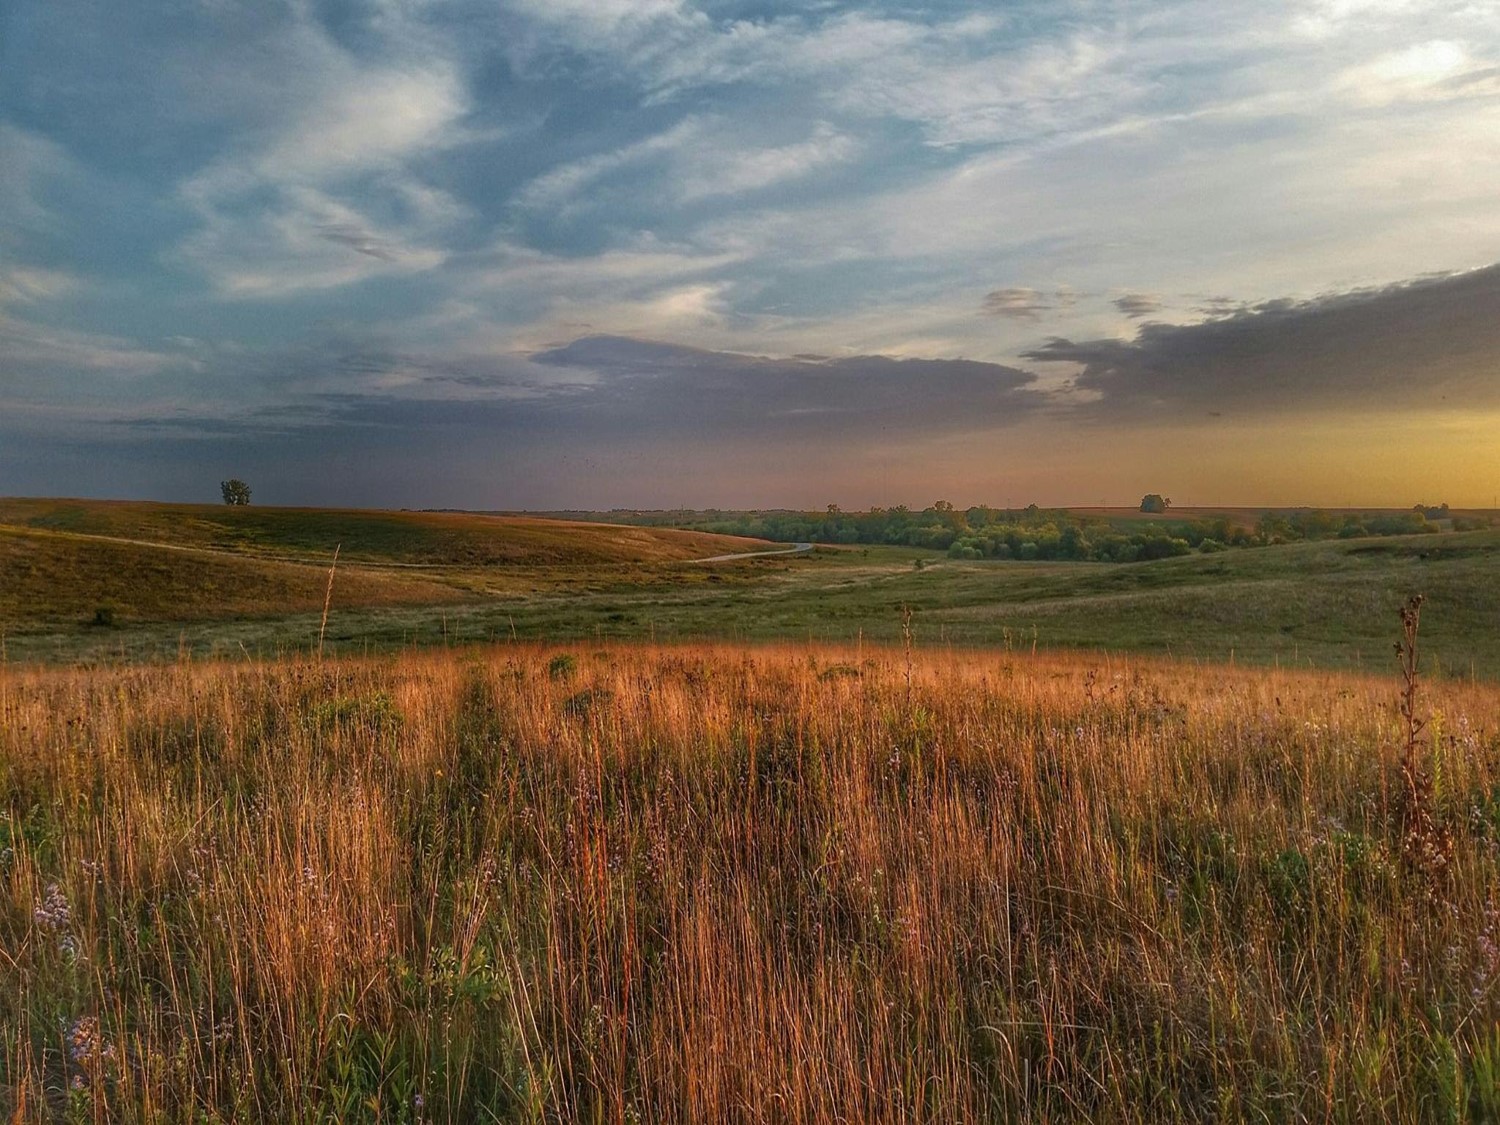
[1027,264,1500,416]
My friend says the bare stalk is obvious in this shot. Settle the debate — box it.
[1394,593,1452,891]
[901,604,914,713]
[318,544,341,661]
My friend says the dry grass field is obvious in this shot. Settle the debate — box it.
[0,526,464,624]
[0,500,769,639]
[4,637,1500,1121]
[0,499,764,568]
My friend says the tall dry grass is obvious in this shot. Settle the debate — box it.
[3,641,1500,1121]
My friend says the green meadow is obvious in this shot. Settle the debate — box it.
[3,499,1499,678]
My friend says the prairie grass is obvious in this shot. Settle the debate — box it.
[3,642,1500,1121]
[0,499,763,567]
[0,525,461,625]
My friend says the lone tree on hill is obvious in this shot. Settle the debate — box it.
[221,479,252,506]
[1139,493,1171,513]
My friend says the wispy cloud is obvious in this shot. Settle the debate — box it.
[982,288,1051,320]
[0,123,75,233]
[0,266,79,306]
[1335,39,1500,105]
[514,118,705,212]
[516,117,858,219]
[0,311,188,387]
[1112,293,1162,318]
[679,123,858,201]
[178,184,449,298]
[171,14,472,298]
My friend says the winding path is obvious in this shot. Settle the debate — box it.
[691,542,815,563]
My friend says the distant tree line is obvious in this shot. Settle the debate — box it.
[654,501,1483,564]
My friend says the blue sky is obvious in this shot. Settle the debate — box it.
[2,0,1499,507]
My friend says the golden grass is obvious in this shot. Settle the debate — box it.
[0,498,765,566]
[0,526,463,624]
[3,642,1500,1121]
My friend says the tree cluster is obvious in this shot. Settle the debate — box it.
[685,502,1469,563]
[220,479,252,506]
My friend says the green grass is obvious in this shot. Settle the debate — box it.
[234,531,1500,678]
[5,498,1500,678]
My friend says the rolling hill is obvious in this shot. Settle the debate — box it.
[0,498,767,567]
[0,498,769,631]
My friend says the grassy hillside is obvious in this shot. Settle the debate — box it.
[0,499,771,641]
[4,643,1499,1120]
[0,498,765,567]
[0,525,461,625]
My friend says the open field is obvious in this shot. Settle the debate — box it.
[5,500,1500,1120]
[4,497,1500,678]
[280,530,1500,678]
[4,641,1500,1121]
[0,525,465,624]
[0,499,768,646]
[1066,506,1499,524]
[0,499,766,570]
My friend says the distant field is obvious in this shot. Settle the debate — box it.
[4,498,1500,677]
[528,504,1498,534]
[1066,505,1498,533]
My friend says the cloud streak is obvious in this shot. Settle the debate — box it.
[169,14,471,298]
[527,335,1044,439]
[1112,293,1162,318]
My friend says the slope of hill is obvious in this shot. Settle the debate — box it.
[0,498,766,567]
[0,524,460,624]
[0,498,770,632]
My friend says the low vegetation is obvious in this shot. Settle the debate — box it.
[4,635,1500,1120]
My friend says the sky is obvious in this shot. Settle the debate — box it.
[2,0,1498,510]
